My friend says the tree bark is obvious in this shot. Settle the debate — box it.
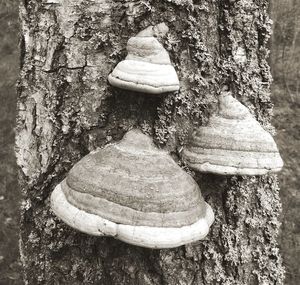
[16,0,285,284]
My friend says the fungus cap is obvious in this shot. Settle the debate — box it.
[108,25,179,94]
[182,92,284,176]
[51,129,214,248]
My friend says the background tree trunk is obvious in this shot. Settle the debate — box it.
[16,0,285,284]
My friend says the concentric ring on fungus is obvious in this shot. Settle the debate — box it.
[182,92,284,176]
[51,129,214,248]
[108,25,180,95]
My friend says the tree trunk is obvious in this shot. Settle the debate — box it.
[16,0,285,284]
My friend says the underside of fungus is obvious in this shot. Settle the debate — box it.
[182,92,284,176]
[108,23,180,94]
[51,129,214,248]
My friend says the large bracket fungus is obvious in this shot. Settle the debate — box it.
[51,129,214,248]
[108,23,180,94]
[182,92,284,176]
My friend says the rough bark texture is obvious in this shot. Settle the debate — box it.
[16,0,285,284]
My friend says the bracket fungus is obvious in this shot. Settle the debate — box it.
[108,23,180,94]
[182,92,284,176]
[51,129,214,248]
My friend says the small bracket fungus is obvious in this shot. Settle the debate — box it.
[51,129,214,248]
[108,24,180,94]
[182,92,284,176]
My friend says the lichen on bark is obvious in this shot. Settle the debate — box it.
[16,0,284,284]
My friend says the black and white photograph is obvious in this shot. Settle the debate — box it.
[0,0,299,284]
